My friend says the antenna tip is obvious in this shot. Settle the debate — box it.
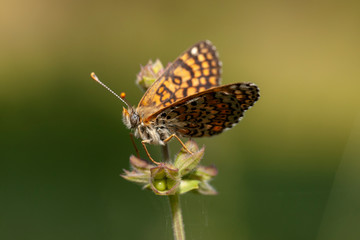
[120,92,126,99]
[90,72,98,81]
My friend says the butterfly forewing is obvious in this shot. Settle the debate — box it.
[138,40,222,121]
[155,83,259,138]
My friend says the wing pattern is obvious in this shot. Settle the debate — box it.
[154,83,260,137]
[138,40,222,120]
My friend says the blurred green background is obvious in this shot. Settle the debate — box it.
[1,0,360,239]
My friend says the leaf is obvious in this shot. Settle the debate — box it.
[175,146,205,177]
[179,180,200,194]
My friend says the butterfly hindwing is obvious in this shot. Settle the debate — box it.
[155,83,260,137]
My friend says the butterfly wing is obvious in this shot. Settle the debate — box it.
[155,83,260,137]
[138,40,222,120]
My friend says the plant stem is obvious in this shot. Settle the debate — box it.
[161,144,170,162]
[161,145,185,240]
[168,193,185,240]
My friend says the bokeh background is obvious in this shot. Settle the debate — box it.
[1,0,360,239]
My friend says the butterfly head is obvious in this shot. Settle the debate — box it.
[122,106,140,129]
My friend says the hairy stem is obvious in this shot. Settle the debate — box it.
[168,193,185,240]
[161,144,170,162]
[161,145,185,240]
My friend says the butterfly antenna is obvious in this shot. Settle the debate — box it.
[90,72,131,108]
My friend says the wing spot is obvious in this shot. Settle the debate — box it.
[213,126,223,132]
[241,103,249,110]
[236,95,245,100]
[180,53,190,61]
[175,90,184,99]
[203,69,210,76]
[185,57,195,66]
[173,77,181,85]
[158,86,165,93]
[219,109,232,114]
[191,64,201,71]
[217,103,228,108]
[213,121,223,126]
[191,79,199,87]
[191,47,198,56]
[188,87,197,95]
[200,77,207,85]
[198,54,205,62]
[215,114,228,120]
[201,47,208,54]
[162,92,170,101]
[209,76,217,85]
[194,71,202,78]
[202,61,209,68]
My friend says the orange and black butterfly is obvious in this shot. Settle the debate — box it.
[91,40,259,163]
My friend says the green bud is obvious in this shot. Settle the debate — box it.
[154,179,167,191]
[122,140,217,196]
[136,59,165,92]
[150,164,180,195]
[174,140,205,177]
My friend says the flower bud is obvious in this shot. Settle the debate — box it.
[150,164,180,195]
[136,59,165,91]
[121,140,217,196]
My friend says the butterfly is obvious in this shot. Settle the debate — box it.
[91,40,259,164]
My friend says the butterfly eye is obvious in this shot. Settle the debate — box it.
[130,113,140,127]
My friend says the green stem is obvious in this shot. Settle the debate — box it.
[161,145,185,240]
[169,193,185,240]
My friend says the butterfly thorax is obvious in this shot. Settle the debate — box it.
[122,107,172,145]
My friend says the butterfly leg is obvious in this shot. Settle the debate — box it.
[129,133,140,158]
[163,134,193,155]
[141,140,160,165]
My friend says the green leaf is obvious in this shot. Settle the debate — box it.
[194,165,218,180]
[179,180,200,194]
[198,181,218,195]
[129,155,153,173]
[175,146,205,177]
[121,170,149,183]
